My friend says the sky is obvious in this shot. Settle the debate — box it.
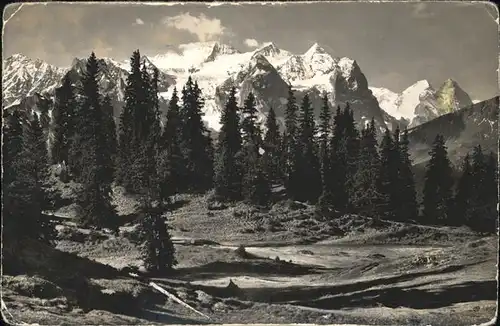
[3,1,499,101]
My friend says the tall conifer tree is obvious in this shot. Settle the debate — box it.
[51,75,76,164]
[454,153,474,226]
[351,119,383,217]
[422,134,454,224]
[158,87,186,198]
[116,50,142,189]
[262,107,281,183]
[214,86,243,201]
[297,94,322,203]
[75,52,117,230]
[283,84,300,199]
[180,77,214,191]
[396,128,418,221]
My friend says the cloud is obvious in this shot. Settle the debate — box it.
[134,18,144,25]
[244,38,260,48]
[162,12,227,42]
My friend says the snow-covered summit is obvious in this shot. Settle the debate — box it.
[370,78,473,127]
[3,53,67,106]
[4,40,389,132]
[302,43,336,76]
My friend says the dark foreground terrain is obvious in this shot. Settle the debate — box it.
[2,188,498,325]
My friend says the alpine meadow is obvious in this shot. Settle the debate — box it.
[1,2,499,325]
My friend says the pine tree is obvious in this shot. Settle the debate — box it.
[318,94,331,192]
[325,103,359,212]
[180,77,214,191]
[51,75,76,164]
[342,104,360,210]
[23,113,50,187]
[422,134,454,224]
[241,92,261,146]
[283,84,300,199]
[296,93,322,203]
[38,98,51,152]
[3,111,56,244]
[149,67,162,150]
[396,128,418,221]
[320,105,346,211]
[240,93,271,205]
[262,107,282,183]
[242,140,271,206]
[351,119,384,217]
[467,146,498,232]
[214,86,243,201]
[454,153,474,226]
[482,151,498,231]
[75,52,117,230]
[3,111,24,186]
[377,129,396,220]
[116,50,142,189]
[136,118,178,273]
[137,197,177,273]
[158,87,186,198]
[102,95,117,182]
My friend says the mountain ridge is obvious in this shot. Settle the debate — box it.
[3,41,392,132]
[370,78,474,128]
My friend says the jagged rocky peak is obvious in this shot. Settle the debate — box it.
[304,42,328,57]
[303,42,336,75]
[5,53,30,64]
[237,53,276,82]
[279,55,309,82]
[435,78,473,115]
[253,42,282,57]
[205,42,240,62]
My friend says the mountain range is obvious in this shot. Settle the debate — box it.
[3,41,496,163]
[370,78,474,128]
[4,42,401,132]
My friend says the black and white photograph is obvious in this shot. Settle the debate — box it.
[1,1,499,325]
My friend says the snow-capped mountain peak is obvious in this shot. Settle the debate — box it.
[302,43,336,76]
[3,54,67,107]
[254,42,282,56]
[4,41,392,132]
[205,42,241,63]
[370,78,473,128]
[304,42,327,57]
[398,79,434,117]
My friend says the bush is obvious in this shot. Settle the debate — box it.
[207,193,228,211]
[234,245,250,259]
[120,227,142,245]
[88,230,107,243]
[3,275,63,299]
[58,226,87,242]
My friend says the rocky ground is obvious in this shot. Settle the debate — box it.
[2,181,498,325]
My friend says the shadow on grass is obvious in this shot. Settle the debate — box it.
[141,306,211,324]
[298,279,497,310]
[176,260,327,280]
[192,262,490,306]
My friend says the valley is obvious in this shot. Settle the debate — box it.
[3,185,497,325]
[2,25,498,326]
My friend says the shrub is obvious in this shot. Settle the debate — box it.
[3,275,63,299]
[58,226,87,242]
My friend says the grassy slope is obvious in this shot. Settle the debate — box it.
[3,172,497,325]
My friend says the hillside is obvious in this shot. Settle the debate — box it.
[3,180,497,325]
[407,96,498,167]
